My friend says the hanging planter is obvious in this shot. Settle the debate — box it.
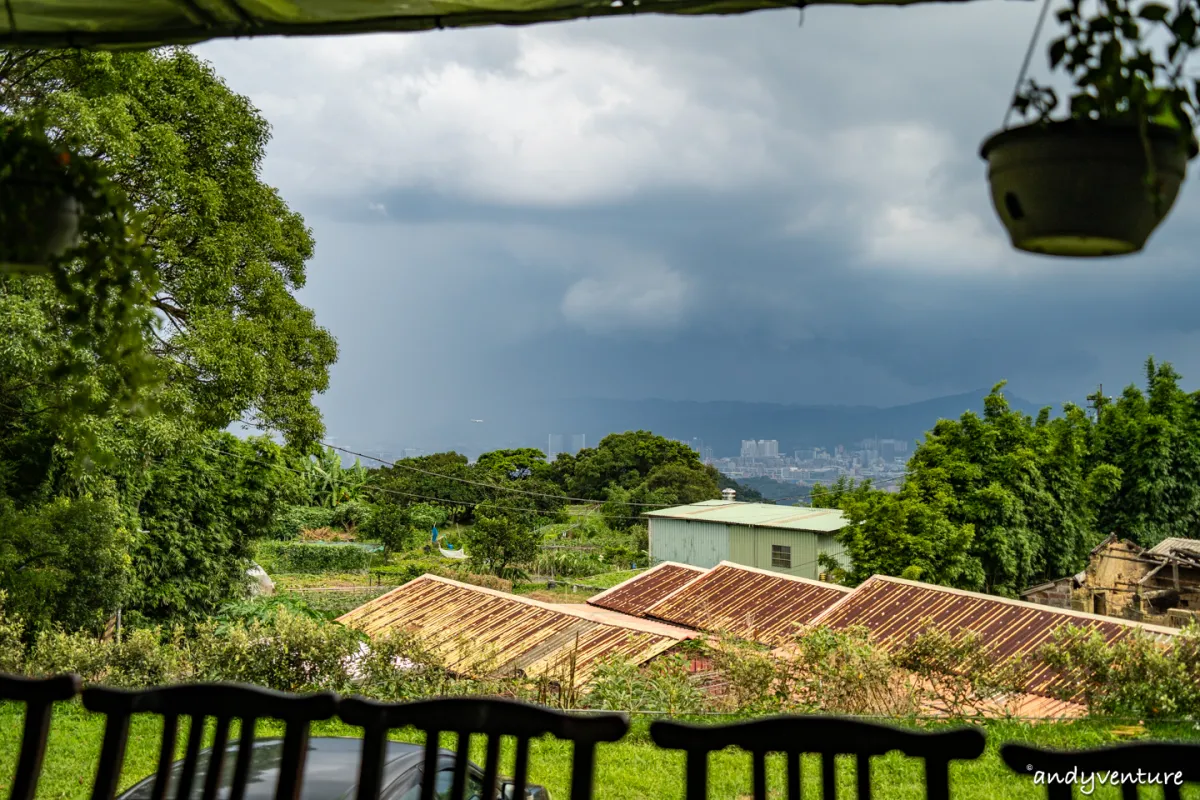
[982,121,1196,256]
[0,127,83,269]
[981,0,1200,258]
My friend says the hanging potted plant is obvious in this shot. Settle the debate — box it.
[981,0,1200,257]
[0,120,84,268]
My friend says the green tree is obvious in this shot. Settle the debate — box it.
[0,496,133,637]
[464,502,541,578]
[1,47,337,450]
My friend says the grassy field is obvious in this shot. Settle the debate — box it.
[5,703,1200,800]
[581,569,646,590]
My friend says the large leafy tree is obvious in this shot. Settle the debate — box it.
[0,47,337,450]
[0,47,336,628]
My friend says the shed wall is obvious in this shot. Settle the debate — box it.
[656,519,846,580]
[649,518,729,569]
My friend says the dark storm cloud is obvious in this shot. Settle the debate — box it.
[196,3,1200,448]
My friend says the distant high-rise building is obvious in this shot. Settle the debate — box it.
[760,439,779,458]
[702,446,714,463]
[570,433,586,454]
[741,440,758,459]
[547,434,564,460]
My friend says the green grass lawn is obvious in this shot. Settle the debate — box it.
[5,703,1200,800]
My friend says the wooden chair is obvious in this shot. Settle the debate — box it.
[337,695,629,800]
[80,683,339,800]
[650,715,987,800]
[1002,741,1200,800]
[0,672,82,800]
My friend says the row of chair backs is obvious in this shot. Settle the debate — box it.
[649,716,986,800]
[6,672,1200,800]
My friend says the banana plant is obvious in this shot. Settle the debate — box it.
[303,447,369,507]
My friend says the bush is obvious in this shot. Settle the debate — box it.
[0,591,26,673]
[585,654,704,714]
[271,506,337,540]
[257,541,377,574]
[331,500,375,531]
[189,607,363,693]
[353,629,451,701]
[1042,623,1200,717]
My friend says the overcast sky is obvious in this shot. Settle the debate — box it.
[197,4,1200,446]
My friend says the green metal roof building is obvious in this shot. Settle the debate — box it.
[643,498,849,581]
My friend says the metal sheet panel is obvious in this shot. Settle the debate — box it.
[586,562,707,617]
[645,501,847,532]
[806,575,1178,698]
[643,561,852,645]
[649,518,729,569]
[337,575,683,687]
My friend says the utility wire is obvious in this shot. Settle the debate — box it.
[234,418,683,509]
[200,444,655,524]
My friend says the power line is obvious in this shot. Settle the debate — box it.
[200,444,654,524]
[326,441,676,509]
[234,418,678,509]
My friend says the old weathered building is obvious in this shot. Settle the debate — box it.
[1020,534,1200,626]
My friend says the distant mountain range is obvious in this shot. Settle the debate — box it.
[511,390,1051,457]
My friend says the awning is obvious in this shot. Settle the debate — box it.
[1,0,1013,50]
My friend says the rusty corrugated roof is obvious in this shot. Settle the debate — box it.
[642,561,853,645]
[336,574,684,687]
[587,562,707,617]
[803,575,1177,698]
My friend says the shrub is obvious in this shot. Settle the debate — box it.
[330,500,375,531]
[271,506,337,540]
[189,607,362,693]
[893,626,1026,718]
[585,654,704,714]
[1042,623,1200,718]
[105,628,187,688]
[257,541,377,574]
[353,630,451,701]
[0,591,26,673]
[27,629,116,683]
[771,626,918,716]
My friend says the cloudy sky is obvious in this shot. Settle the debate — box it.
[197,4,1200,448]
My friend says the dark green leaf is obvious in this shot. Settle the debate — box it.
[1137,3,1169,21]
[1049,37,1069,68]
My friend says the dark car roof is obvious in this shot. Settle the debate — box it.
[117,737,451,800]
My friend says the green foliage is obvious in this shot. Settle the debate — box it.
[303,447,368,508]
[465,503,541,579]
[585,654,704,715]
[0,592,26,673]
[126,432,306,624]
[1042,623,1200,717]
[330,499,374,530]
[271,505,337,540]
[1017,0,1200,133]
[256,541,376,574]
[354,629,453,701]
[361,503,418,556]
[370,559,445,584]
[533,550,606,579]
[0,496,133,638]
[1,48,337,449]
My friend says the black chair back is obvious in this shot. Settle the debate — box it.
[338,695,628,800]
[650,715,986,800]
[1002,741,1200,800]
[81,683,338,800]
[0,672,82,800]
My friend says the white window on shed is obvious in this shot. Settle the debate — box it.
[771,544,791,569]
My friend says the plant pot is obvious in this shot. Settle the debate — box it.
[0,178,82,268]
[980,121,1197,257]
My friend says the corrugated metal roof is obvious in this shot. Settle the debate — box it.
[643,561,853,645]
[587,562,707,617]
[1148,537,1200,557]
[336,575,684,687]
[556,604,699,638]
[644,501,848,532]
[803,575,1177,699]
